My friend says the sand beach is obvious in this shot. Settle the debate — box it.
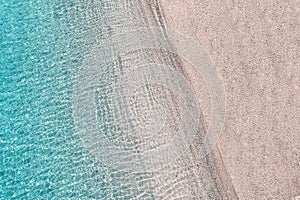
[158,0,299,199]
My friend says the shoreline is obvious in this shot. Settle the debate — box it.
[75,0,239,198]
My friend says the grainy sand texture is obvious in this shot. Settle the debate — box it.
[158,0,300,199]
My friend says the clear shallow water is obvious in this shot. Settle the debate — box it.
[1,0,231,199]
[0,0,127,198]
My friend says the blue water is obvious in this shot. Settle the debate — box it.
[1,0,230,199]
[0,0,125,198]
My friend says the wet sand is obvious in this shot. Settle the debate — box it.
[158,0,300,199]
[125,1,239,199]
[128,5,238,200]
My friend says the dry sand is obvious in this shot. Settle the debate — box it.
[158,0,300,199]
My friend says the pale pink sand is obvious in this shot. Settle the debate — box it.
[158,0,300,199]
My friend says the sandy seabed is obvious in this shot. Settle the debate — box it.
[76,0,238,198]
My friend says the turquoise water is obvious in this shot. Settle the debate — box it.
[0,0,127,198]
[1,0,232,199]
